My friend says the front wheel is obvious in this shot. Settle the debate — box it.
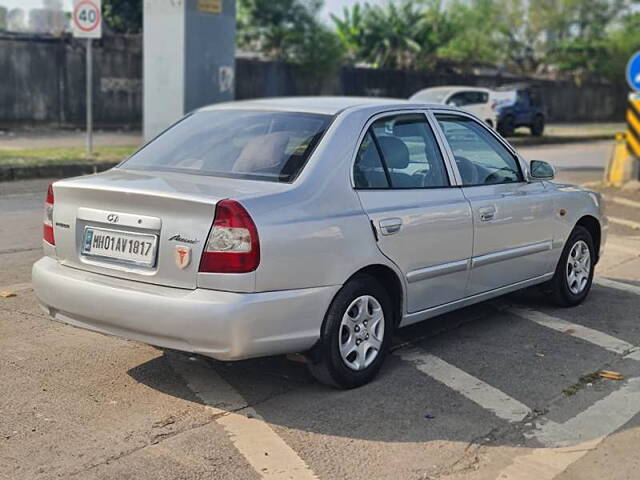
[306,274,393,389]
[547,226,595,307]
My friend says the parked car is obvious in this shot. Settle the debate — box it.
[410,86,498,128]
[33,97,606,389]
[492,85,547,137]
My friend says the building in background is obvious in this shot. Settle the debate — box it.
[0,0,69,34]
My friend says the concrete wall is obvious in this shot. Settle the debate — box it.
[0,34,627,127]
[0,33,141,128]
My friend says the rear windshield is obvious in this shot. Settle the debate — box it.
[120,110,332,182]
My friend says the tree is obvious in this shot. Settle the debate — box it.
[331,3,368,63]
[238,0,321,60]
[603,12,640,80]
[237,0,344,76]
[103,0,142,34]
[332,0,450,70]
[436,0,503,66]
[544,0,631,79]
[361,0,429,69]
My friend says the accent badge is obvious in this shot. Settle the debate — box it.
[175,245,191,269]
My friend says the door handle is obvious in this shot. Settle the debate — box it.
[379,218,402,235]
[478,206,496,222]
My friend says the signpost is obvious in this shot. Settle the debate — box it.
[72,0,102,155]
[608,51,640,186]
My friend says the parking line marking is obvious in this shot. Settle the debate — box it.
[533,377,640,447]
[0,282,33,293]
[497,439,601,480]
[397,348,530,423]
[168,354,318,480]
[595,277,640,296]
[499,377,640,479]
[497,438,602,480]
[508,307,636,355]
[608,216,640,230]
[607,196,640,209]
[606,242,640,256]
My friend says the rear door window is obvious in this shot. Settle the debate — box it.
[354,113,450,189]
[354,132,390,189]
[121,110,332,182]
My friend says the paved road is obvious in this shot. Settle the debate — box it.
[2,143,640,480]
[518,140,612,172]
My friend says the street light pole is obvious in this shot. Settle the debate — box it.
[86,38,93,156]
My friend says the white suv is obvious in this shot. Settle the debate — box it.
[410,86,498,128]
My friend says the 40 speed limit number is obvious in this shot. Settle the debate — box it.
[72,0,102,38]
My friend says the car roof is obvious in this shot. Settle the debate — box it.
[198,96,441,116]
[413,85,491,94]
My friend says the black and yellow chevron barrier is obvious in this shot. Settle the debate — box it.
[606,96,640,186]
[626,98,640,156]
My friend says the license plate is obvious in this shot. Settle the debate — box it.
[82,227,158,267]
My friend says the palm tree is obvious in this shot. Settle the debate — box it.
[332,0,448,70]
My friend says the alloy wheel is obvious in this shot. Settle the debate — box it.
[338,295,385,371]
[566,240,591,295]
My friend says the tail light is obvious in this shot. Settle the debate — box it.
[490,101,498,111]
[199,199,260,273]
[43,183,55,245]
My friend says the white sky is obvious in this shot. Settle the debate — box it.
[321,0,386,21]
[0,0,71,10]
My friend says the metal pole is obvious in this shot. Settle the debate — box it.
[86,38,93,155]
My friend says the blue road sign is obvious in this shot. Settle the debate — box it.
[627,51,640,91]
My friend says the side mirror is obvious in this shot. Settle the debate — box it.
[529,160,555,181]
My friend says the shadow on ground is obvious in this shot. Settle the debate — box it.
[127,283,640,447]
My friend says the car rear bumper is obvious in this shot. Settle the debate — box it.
[32,256,339,360]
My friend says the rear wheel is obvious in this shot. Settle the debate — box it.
[307,274,393,388]
[498,115,515,137]
[547,226,595,307]
[530,115,544,136]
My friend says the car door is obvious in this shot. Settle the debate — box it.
[513,90,533,126]
[433,112,554,296]
[354,111,473,314]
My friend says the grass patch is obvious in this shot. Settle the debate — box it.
[0,146,137,167]
[562,371,601,396]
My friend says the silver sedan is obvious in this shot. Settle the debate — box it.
[32,97,606,388]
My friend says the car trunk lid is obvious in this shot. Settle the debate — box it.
[50,168,284,289]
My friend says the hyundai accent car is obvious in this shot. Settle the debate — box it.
[32,97,606,388]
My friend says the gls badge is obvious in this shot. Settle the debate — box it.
[175,245,191,269]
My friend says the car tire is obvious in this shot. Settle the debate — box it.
[498,115,515,137]
[546,226,595,307]
[530,115,545,136]
[306,274,394,389]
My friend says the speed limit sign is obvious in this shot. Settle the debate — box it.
[72,0,102,38]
